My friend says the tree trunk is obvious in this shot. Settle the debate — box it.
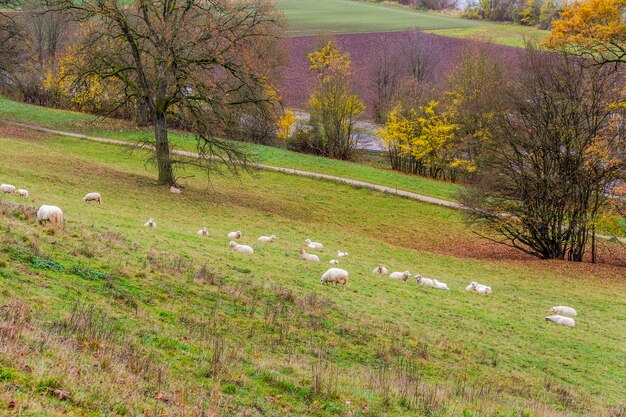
[154,112,174,185]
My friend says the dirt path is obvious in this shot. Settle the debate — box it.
[2,120,462,209]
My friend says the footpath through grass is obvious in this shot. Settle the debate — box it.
[0,126,624,416]
[0,96,463,201]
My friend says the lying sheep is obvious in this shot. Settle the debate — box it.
[169,186,181,194]
[83,192,101,204]
[37,205,63,228]
[144,218,157,229]
[329,259,339,265]
[550,306,577,317]
[390,271,411,281]
[17,189,29,198]
[545,315,575,328]
[1,184,16,194]
[229,241,253,254]
[337,250,348,257]
[227,230,242,239]
[305,239,324,249]
[320,268,348,289]
[415,275,449,290]
[258,235,277,243]
[299,249,319,263]
[372,265,388,275]
[466,281,492,295]
[197,227,209,237]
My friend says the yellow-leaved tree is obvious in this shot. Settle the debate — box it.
[307,40,365,160]
[276,109,297,141]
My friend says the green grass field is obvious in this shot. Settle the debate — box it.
[0,96,463,201]
[274,0,549,47]
[0,116,625,416]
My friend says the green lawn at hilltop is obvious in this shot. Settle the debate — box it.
[0,96,463,201]
[274,0,548,47]
[0,126,624,416]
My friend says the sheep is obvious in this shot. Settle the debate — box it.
[227,231,242,239]
[144,218,157,229]
[299,248,319,263]
[229,241,253,254]
[329,259,339,265]
[550,306,577,317]
[258,235,277,243]
[305,239,324,249]
[466,281,492,295]
[83,192,101,204]
[169,186,181,194]
[1,184,16,194]
[17,189,29,198]
[337,250,348,257]
[545,315,575,328]
[320,268,348,289]
[390,271,411,281]
[415,275,449,290]
[197,227,209,237]
[372,265,389,275]
[36,205,63,228]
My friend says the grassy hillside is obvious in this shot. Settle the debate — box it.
[0,122,625,416]
[0,96,463,201]
[274,0,548,47]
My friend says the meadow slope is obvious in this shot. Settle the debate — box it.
[0,122,625,416]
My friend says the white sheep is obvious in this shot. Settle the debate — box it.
[550,306,577,317]
[305,239,324,249]
[169,186,181,194]
[337,250,348,257]
[227,230,242,239]
[258,235,277,243]
[320,268,348,289]
[466,281,492,295]
[545,315,575,328]
[433,279,450,290]
[1,184,16,194]
[372,265,389,275]
[229,241,253,254]
[17,189,29,198]
[83,192,101,204]
[36,205,63,228]
[197,227,209,237]
[390,271,411,281]
[329,259,339,265]
[299,248,319,263]
[144,218,157,229]
[415,275,449,290]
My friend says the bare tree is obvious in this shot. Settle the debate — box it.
[54,0,284,185]
[461,47,626,262]
[370,48,402,122]
[0,0,23,83]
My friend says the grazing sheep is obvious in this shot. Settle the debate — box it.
[550,306,577,317]
[415,275,449,290]
[17,189,29,198]
[329,259,339,265]
[390,271,411,281]
[299,248,319,263]
[305,239,324,249]
[545,315,575,328]
[1,184,16,194]
[372,265,389,275]
[169,186,181,194]
[466,281,492,295]
[258,235,277,243]
[197,227,209,237]
[36,205,63,228]
[337,250,348,257]
[144,218,157,229]
[320,268,348,289]
[83,192,101,204]
[229,241,253,254]
[227,231,242,239]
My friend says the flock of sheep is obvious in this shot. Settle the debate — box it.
[1,183,579,328]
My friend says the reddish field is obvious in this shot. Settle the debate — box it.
[279,30,523,116]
